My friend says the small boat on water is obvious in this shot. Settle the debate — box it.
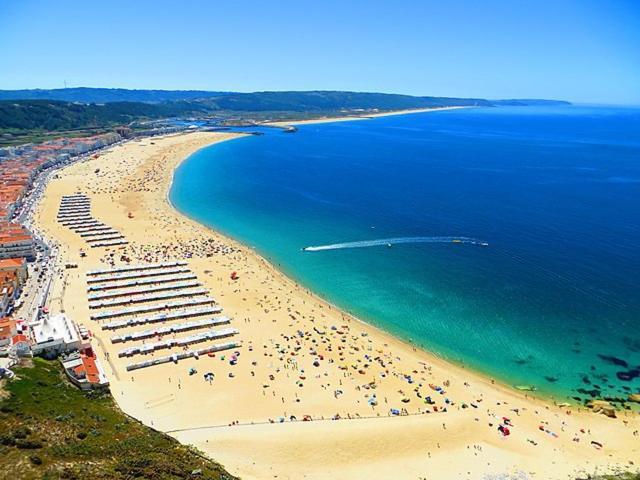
[386,243,392,248]
[515,385,537,392]
[452,239,462,243]
[479,242,489,247]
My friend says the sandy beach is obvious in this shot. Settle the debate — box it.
[34,130,639,480]
[264,106,467,127]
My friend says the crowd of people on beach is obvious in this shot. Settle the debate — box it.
[39,135,638,476]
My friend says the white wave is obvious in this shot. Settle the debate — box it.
[303,236,486,252]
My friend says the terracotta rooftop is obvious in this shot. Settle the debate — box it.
[0,258,26,268]
[0,317,16,339]
[11,333,28,345]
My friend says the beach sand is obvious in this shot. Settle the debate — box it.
[264,106,467,126]
[35,131,639,479]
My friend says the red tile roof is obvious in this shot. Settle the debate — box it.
[0,258,25,268]
[11,333,28,345]
[0,317,16,339]
[82,355,101,383]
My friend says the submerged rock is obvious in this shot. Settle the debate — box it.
[587,400,617,418]
[628,393,640,403]
[598,354,629,368]
[616,368,640,381]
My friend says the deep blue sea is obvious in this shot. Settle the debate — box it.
[170,106,640,404]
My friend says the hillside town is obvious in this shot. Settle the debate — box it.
[0,132,122,387]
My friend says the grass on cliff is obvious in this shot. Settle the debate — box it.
[0,357,237,480]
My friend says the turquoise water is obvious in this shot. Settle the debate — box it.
[170,106,640,404]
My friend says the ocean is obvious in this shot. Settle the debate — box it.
[170,105,640,404]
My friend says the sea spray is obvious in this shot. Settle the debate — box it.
[302,236,487,252]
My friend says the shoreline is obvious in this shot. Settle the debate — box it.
[264,105,468,127]
[35,129,640,479]
[165,130,552,405]
[166,113,567,406]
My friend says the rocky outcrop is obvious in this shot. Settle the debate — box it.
[628,393,640,403]
[587,400,617,418]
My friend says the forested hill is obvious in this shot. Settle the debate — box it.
[197,91,493,111]
[0,89,495,109]
[0,100,205,131]
[0,90,571,133]
[0,88,570,110]
[0,87,229,103]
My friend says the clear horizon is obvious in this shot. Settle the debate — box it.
[1,0,639,105]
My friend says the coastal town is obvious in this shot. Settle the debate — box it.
[0,132,122,387]
[0,125,197,388]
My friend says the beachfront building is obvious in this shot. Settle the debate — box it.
[0,317,17,347]
[0,280,17,316]
[61,349,110,390]
[31,313,85,357]
[0,132,123,221]
[0,257,28,284]
[10,333,30,357]
[0,258,28,316]
[0,223,35,260]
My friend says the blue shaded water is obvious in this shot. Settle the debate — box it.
[170,106,640,404]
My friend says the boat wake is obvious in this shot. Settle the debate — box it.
[302,236,487,252]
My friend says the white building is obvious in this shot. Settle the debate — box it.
[31,313,85,357]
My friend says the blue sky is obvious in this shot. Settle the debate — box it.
[1,0,639,104]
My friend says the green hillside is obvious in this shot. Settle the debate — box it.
[0,87,229,103]
[0,358,236,480]
[0,100,205,131]
[196,90,492,111]
[0,90,571,144]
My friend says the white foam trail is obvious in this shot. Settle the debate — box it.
[303,236,486,252]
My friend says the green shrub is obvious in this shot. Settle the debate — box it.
[12,426,30,439]
[15,439,43,449]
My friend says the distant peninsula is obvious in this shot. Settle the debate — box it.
[0,88,570,146]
